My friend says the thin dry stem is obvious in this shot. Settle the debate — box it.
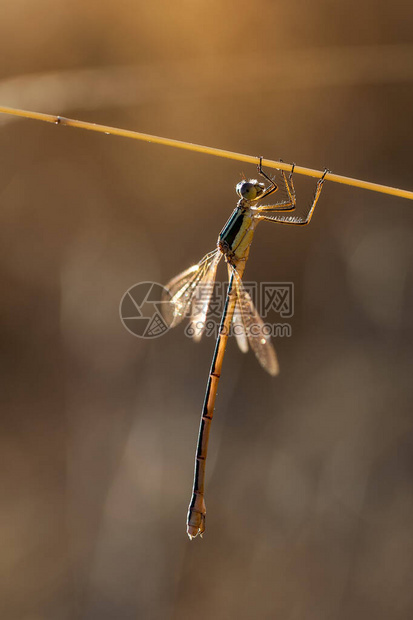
[0,105,412,201]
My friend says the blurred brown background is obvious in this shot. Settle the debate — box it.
[1,1,413,619]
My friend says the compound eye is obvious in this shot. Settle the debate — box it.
[237,181,257,201]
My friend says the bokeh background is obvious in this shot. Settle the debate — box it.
[1,1,413,619]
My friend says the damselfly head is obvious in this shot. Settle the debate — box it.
[236,179,268,202]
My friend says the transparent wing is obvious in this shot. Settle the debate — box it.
[162,249,221,329]
[190,250,222,342]
[232,298,248,353]
[232,267,279,376]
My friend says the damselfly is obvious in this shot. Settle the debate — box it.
[163,159,329,539]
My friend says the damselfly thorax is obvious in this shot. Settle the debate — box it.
[218,178,268,265]
[218,205,257,265]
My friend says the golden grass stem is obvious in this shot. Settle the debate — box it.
[0,105,412,201]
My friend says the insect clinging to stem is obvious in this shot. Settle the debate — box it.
[163,158,330,538]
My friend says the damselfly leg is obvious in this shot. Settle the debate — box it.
[253,166,330,225]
